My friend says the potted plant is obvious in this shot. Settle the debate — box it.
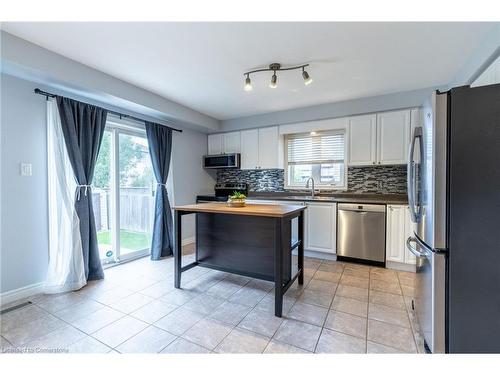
[227,191,247,207]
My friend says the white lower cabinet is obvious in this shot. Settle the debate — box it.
[386,205,406,263]
[386,204,416,269]
[304,202,336,254]
[254,199,336,254]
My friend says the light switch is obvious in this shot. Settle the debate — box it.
[20,163,32,176]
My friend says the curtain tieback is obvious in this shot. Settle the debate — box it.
[157,183,168,194]
[76,185,92,201]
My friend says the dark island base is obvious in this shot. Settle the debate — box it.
[174,210,304,317]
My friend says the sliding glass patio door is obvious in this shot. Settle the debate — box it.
[95,124,155,264]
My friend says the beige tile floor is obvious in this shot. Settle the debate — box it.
[0,245,424,354]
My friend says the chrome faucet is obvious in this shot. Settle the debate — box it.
[305,177,315,198]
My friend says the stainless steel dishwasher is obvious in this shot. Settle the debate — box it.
[337,203,386,265]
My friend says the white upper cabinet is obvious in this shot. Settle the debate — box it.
[212,107,418,167]
[376,110,411,165]
[348,110,412,166]
[208,132,241,155]
[207,134,223,155]
[348,114,377,166]
[223,132,241,153]
[240,129,259,169]
[214,126,279,169]
[304,202,336,254]
[258,126,279,169]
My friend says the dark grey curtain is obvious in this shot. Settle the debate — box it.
[56,96,107,280]
[145,122,173,260]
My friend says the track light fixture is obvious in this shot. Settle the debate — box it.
[243,63,312,91]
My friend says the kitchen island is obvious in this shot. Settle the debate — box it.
[173,202,306,317]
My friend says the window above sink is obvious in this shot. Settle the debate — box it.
[284,130,347,190]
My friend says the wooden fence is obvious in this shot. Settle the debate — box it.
[93,187,154,233]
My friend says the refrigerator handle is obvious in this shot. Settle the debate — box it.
[406,237,427,258]
[407,126,422,223]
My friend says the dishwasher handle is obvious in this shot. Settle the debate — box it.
[339,209,375,214]
[337,203,386,213]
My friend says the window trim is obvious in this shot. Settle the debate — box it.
[106,114,147,136]
[284,129,348,191]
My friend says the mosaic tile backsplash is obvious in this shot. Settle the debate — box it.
[216,165,407,194]
[347,165,407,194]
[217,169,286,192]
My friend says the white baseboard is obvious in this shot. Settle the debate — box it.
[182,236,195,246]
[0,282,44,307]
[306,250,337,261]
[294,249,337,261]
[386,261,416,273]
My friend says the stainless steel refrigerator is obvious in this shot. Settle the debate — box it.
[406,83,500,353]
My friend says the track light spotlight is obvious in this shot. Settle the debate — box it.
[269,72,278,88]
[244,74,252,91]
[302,68,313,85]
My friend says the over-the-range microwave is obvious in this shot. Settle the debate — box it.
[203,153,241,169]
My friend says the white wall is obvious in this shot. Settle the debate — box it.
[0,73,215,294]
[1,73,49,293]
[171,129,215,241]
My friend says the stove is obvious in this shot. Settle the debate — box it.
[196,195,227,202]
[196,183,248,203]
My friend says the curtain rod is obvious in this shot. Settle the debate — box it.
[34,88,183,133]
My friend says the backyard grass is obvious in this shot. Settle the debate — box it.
[97,230,151,251]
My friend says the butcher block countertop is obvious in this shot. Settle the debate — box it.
[173,202,306,218]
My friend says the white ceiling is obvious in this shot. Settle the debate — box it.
[2,22,496,120]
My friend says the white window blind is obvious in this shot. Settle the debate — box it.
[285,130,346,189]
[287,131,345,165]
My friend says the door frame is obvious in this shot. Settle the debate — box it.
[102,121,153,264]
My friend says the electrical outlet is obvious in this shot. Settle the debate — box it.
[20,163,32,176]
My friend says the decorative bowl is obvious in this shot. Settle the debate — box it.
[227,198,246,207]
